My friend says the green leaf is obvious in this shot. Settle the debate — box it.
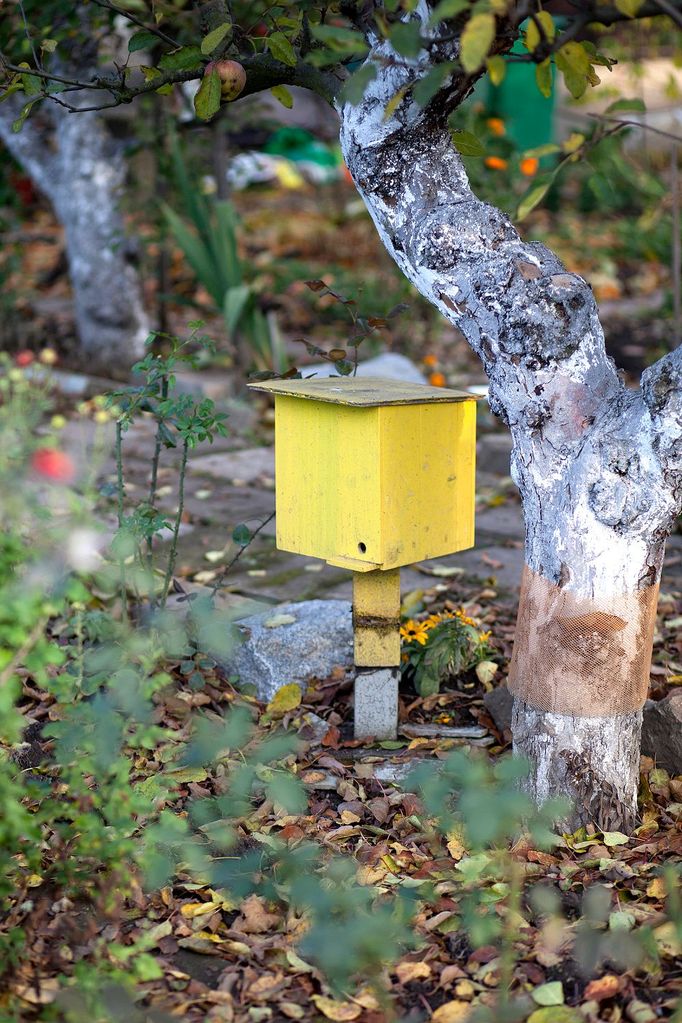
[429,0,468,23]
[19,63,41,97]
[555,41,594,99]
[0,82,23,104]
[201,22,232,56]
[531,982,564,1006]
[232,523,251,546]
[310,24,367,53]
[194,70,221,121]
[270,84,293,108]
[449,128,485,157]
[384,85,409,121]
[417,671,440,697]
[389,21,423,59]
[40,38,58,53]
[266,772,307,814]
[605,97,646,113]
[341,63,377,106]
[528,1009,581,1023]
[523,142,560,158]
[536,58,552,97]
[224,284,252,335]
[158,45,203,71]
[460,12,495,74]
[615,0,645,15]
[12,97,41,132]
[268,31,297,67]
[165,766,208,784]
[486,55,505,86]
[133,953,164,981]
[525,11,555,53]
[609,910,636,931]
[413,63,454,106]
[517,173,555,219]
[128,30,159,53]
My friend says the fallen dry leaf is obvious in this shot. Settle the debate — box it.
[235,894,281,934]
[431,1000,471,1022]
[311,995,362,1021]
[395,960,432,984]
[14,978,60,1005]
[584,974,621,1001]
[267,682,302,716]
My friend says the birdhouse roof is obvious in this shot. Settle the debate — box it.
[248,376,479,407]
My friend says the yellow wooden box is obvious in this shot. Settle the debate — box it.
[249,377,477,572]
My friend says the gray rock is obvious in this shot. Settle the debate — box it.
[305,351,427,384]
[483,684,514,734]
[189,446,275,484]
[228,599,353,702]
[641,692,682,775]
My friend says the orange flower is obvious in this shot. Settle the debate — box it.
[429,372,446,387]
[31,448,75,483]
[486,117,505,137]
[520,157,539,176]
[423,354,438,368]
[484,156,508,171]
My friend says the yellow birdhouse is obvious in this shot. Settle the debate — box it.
[249,376,477,572]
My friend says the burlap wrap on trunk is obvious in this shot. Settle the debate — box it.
[508,565,659,716]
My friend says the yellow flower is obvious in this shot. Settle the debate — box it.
[39,348,57,365]
[478,630,492,643]
[400,621,430,645]
[454,609,477,627]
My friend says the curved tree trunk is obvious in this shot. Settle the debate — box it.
[0,93,149,375]
[339,3,682,830]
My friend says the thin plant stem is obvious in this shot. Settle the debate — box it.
[498,855,522,1018]
[115,419,128,621]
[161,438,189,607]
[74,607,84,690]
[210,511,275,596]
[0,617,47,689]
[146,375,169,607]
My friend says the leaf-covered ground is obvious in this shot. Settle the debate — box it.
[5,569,682,1023]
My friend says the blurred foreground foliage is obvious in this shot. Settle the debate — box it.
[0,349,680,1020]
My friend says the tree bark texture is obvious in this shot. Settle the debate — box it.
[339,3,682,830]
[0,94,149,374]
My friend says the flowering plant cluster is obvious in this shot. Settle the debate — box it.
[400,608,497,698]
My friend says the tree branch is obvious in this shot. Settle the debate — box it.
[89,0,182,48]
[650,0,682,27]
[1,47,341,116]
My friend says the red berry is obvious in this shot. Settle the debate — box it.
[31,448,76,483]
[15,350,34,367]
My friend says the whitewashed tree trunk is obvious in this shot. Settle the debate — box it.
[339,4,682,830]
[0,94,149,374]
